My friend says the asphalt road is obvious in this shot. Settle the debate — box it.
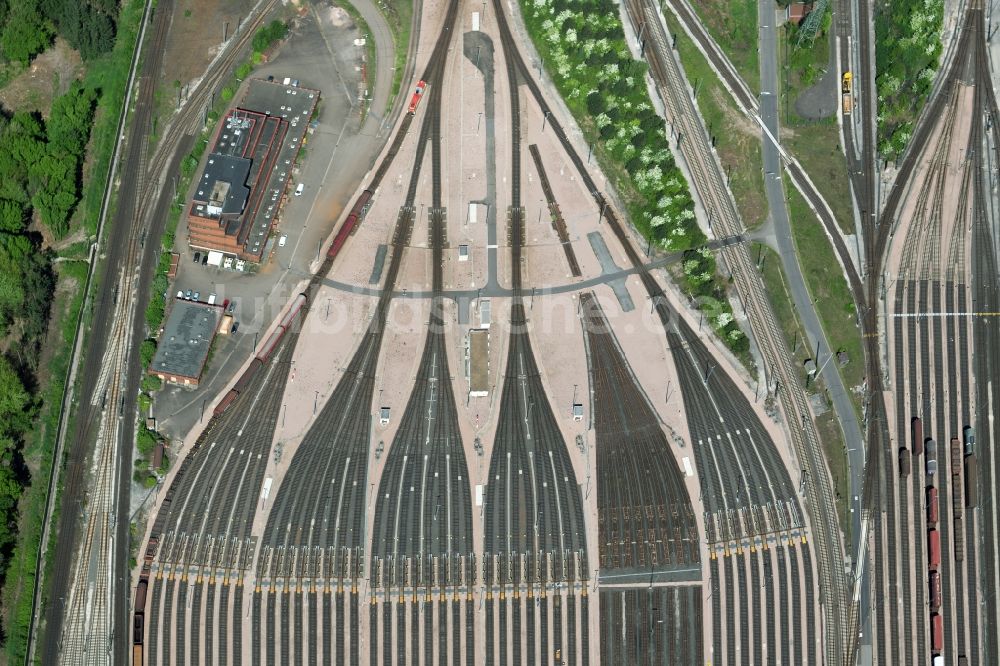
[755,0,865,551]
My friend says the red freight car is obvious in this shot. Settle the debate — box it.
[927,487,939,525]
[327,189,374,261]
[408,80,427,113]
[931,613,943,653]
[929,570,941,610]
[928,528,941,569]
[913,417,924,455]
[213,390,238,416]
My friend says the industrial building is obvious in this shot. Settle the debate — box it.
[187,78,319,262]
[148,299,223,387]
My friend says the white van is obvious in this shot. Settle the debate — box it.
[295,183,304,196]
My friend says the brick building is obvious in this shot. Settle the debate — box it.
[187,79,319,262]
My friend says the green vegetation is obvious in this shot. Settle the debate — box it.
[874,0,943,159]
[0,259,86,661]
[335,0,378,118]
[379,0,413,110]
[521,0,748,356]
[0,0,146,657]
[783,176,864,411]
[754,242,851,536]
[0,0,117,66]
[252,19,288,55]
[664,11,767,229]
[678,0,759,92]
[777,6,854,234]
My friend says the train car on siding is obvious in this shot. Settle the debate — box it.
[134,644,143,666]
[213,389,238,417]
[134,579,148,611]
[913,417,924,455]
[963,425,975,455]
[899,447,911,477]
[408,80,427,114]
[954,516,964,562]
[926,439,938,476]
[327,189,374,261]
[279,294,307,331]
[929,570,941,610]
[928,528,941,570]
[927,487,939,525]
[966,454,978,507]
[931,613,943,654]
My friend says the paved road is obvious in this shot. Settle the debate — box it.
[755,1,864,551]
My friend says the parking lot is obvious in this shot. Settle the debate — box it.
[156,4,383,439]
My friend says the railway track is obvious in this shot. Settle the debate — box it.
[367,4,474,662]
[480,3,592,662]
[528,144,581,276]
[615,0,848,661]
[247,2,461,663]
[49,1,180,663]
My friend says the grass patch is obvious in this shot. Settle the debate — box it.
[781,119,854,234]
[753,243,850,537]
[1,260,88,662]
[783,176,865,410]
[775,16,854,234]
[664,11,768,230]
[675,0,759,92]
[374,0,412,111]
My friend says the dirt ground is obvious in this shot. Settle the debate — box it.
[160,0,261,88]
[0,38,84,117]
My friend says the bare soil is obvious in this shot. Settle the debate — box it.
[0,38,84,117]
[161,0,261,88]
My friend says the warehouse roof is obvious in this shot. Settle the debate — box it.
[149,300,222,381]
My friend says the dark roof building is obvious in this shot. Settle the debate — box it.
[187,78,319,261]
[148,299,223,387]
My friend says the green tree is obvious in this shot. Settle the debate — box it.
[1,4,52,66]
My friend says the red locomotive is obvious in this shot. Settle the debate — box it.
[408,80,427,114]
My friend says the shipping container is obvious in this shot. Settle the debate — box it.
[928,529,941,569]
[913,417,924,455]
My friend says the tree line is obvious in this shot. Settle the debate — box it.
[0,0,117,66]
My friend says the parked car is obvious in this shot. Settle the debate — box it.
[222,298,230,310]
[193,251,201,263]
[184,290,192,300]
[201,254,208,266]
[176,290,184,299]
[192,291,200,301]
[224,257,234,269]
[279,234,287,247]
[231,321,239,333]
[227,301,236,314]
